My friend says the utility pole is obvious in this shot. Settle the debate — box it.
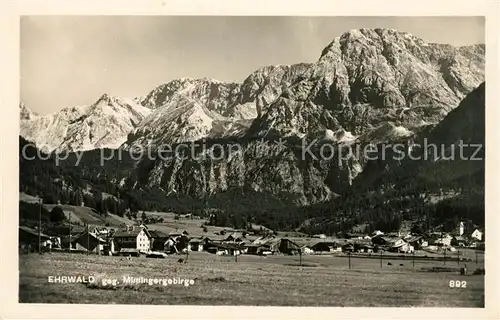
[348,252,351,269]
[69,212,72,251]
[87,223,90,256]
[380,249,383,268]
[38,197,42,255]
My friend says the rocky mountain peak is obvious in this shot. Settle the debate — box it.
[247,28,484,139]
[19,103,37,121]
[98,92,111,101]
[137,78,240,111]
[20,94,151,153]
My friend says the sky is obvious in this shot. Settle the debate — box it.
[21,16,485,115]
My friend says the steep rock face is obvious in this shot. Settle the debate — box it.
[20,94,151,153]
[125,94,229,148]
[136,78,241,116]
[351,81,485,194]
[225,63,312,119]
[298,82,485,234]
[128,64,312,148]
[20,28,485,210]
[247,28,484,138]
[424,81,484,147]
[128,29,484,205]
[132,137,361,205]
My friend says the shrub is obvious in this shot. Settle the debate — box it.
[50,206,66,223]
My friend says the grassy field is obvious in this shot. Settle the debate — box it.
[42,204,136,227]
[19,251,484,307]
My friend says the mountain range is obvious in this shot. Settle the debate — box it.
[21,29,484,152]
[20,94,151,153]
[19,28,485,232]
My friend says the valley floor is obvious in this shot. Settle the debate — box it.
[19,252,484,307]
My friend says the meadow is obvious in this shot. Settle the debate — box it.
[19,251,484,307]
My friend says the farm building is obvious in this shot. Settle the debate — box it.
[269,238,301,255]
[394,242,414,253]
[170,235,191,253]
[188,237,208,252]
[311,241,342,253]
[428,233,453,246]
[344,233,365,239]
[371,235,399,246]
[247,237,300,255]
[301,246,314,254]
[353,242,374,253]
[113,225,152,252]
[341,243,354,252]
[223,232,245,243]
[251,236,272,246]
[71,231,106,253]
[89,227,110,237]
[451,236,468,247]
[118,248,141,257]
[164,237,178,253]
[387,238,408,251]
[168,229,190,237]
[149,230,171,251]
[406,235,428,249]
[19,226,53,250]
[206,243,243,256]
[245,244,272,255]
[200,235,226,248]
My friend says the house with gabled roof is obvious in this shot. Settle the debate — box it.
[112,225,152,252]
[188,236,208,252]
[250,237,300,255]
[470,229,483,241]
[149,230,171,251]
[451,235,468,247]
[223,232,245,243]
[428,232,453,246]
[71,231,107,253]
[19,226,53,250]
[311,241,342,253]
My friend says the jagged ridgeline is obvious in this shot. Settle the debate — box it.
[19,28,485,232]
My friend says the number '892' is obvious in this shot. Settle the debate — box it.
[449,280,467,288]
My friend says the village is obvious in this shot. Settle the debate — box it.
[17,198,486,307]
[19,206,485,262]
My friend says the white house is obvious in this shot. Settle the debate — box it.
[112,225,152,252]
[398,243,414,253]
[471,229,483,241]
[391,238,407,248]
[301,246,314,254]
[429,233,453,246]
